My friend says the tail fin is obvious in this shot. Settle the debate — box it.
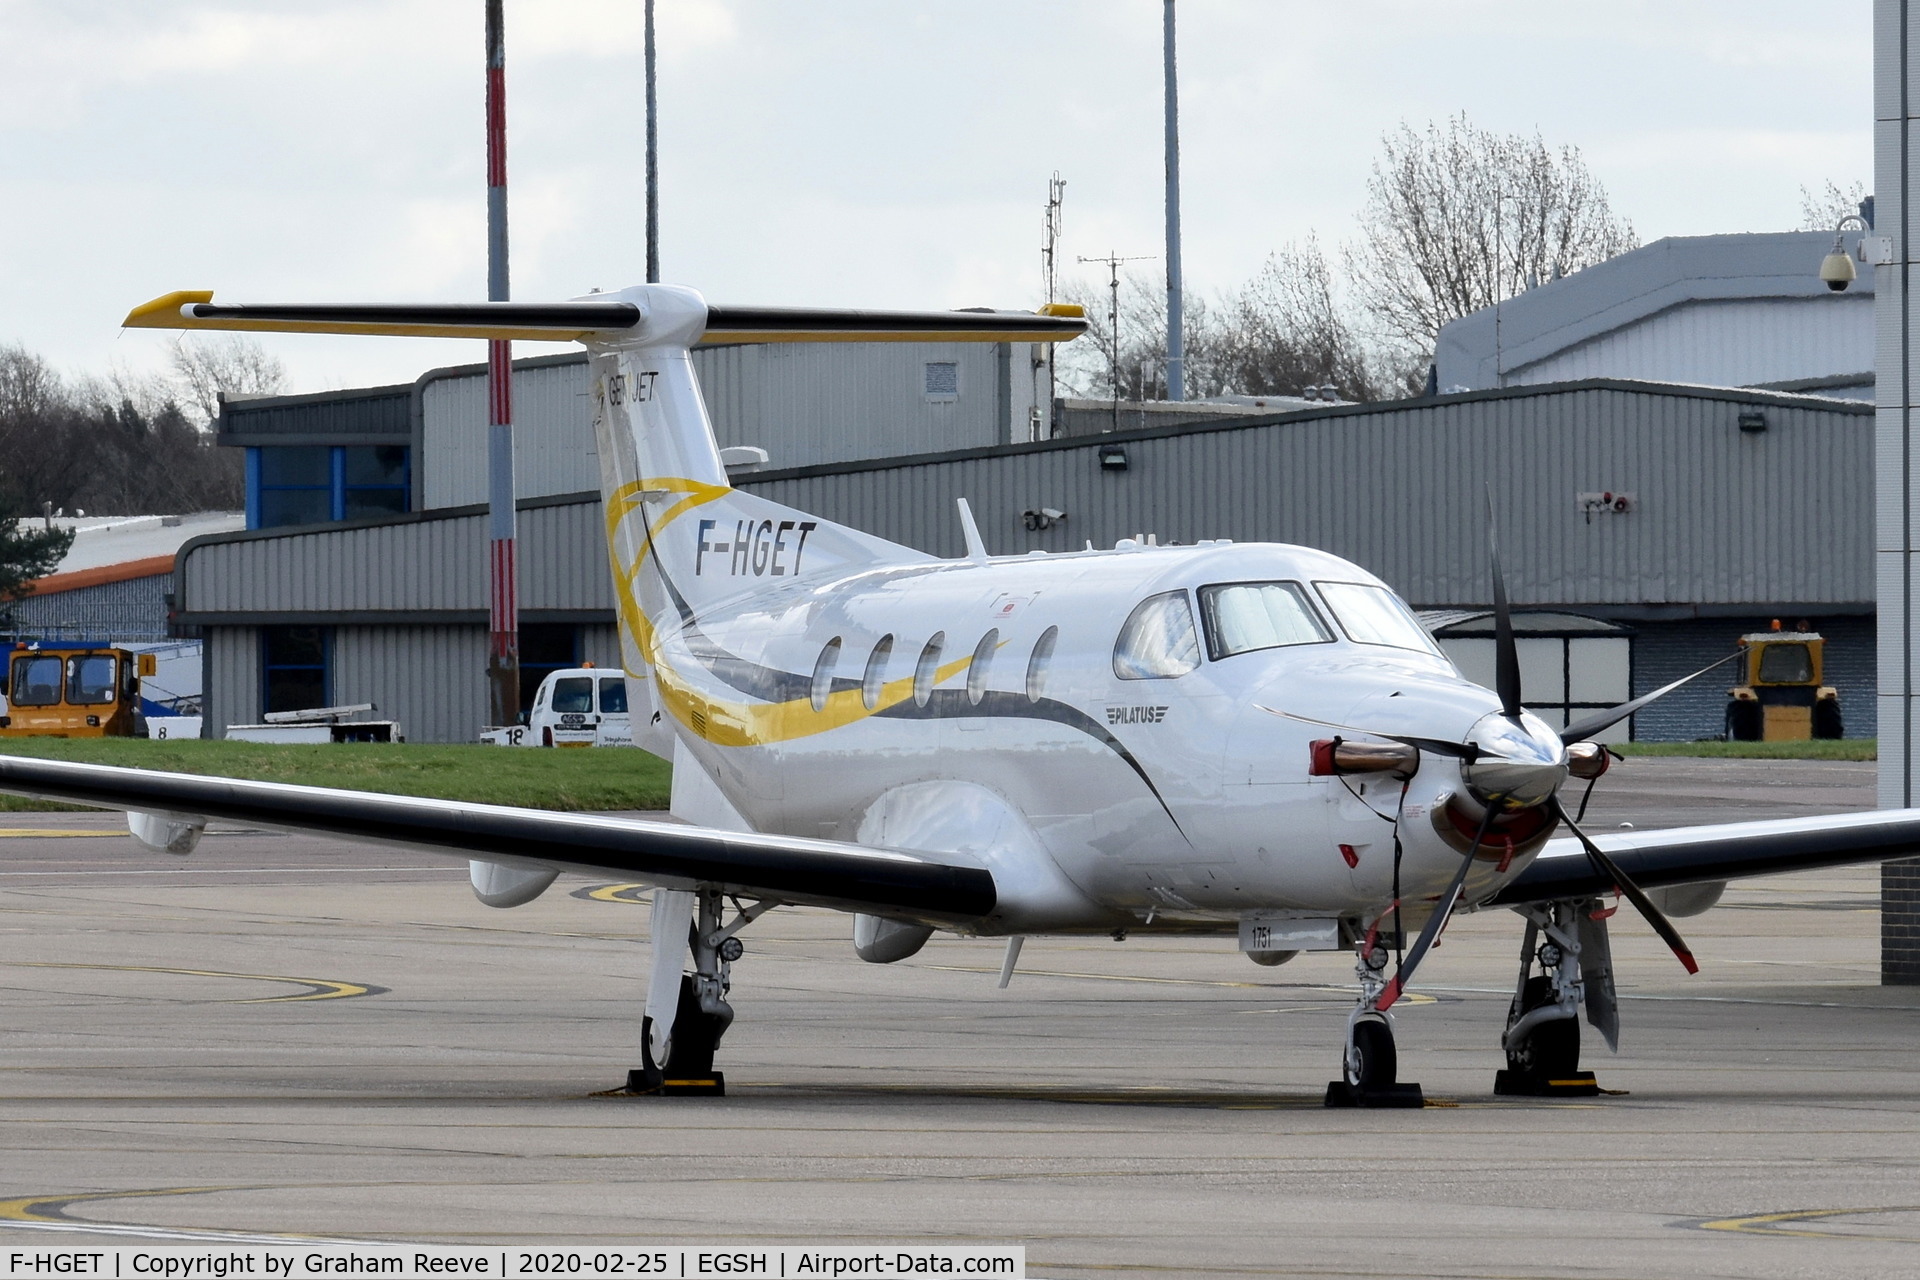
[579,289,932,668]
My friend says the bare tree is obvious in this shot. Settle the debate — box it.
[0,346,90,514]
[1350,114,1638,355]
[1055,243,1395,405]
[0,345,242,517]
[1800,180,1869,231]
[169,335,287,426]
[1219,239,1395,401]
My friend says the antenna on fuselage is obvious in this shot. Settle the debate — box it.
[956,498,990,563]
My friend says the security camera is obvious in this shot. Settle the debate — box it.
[1022,507,1069,531]
[1819,248,1856,292]
[1819,223,1864,292]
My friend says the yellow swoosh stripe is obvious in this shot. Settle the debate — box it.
[600,473,998,749]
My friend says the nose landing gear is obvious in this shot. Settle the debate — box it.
[1325,941,1425,1108]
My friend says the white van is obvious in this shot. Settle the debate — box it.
[481,667,635,748]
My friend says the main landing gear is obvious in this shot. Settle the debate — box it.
[1494,898,1615,1097]
[625,887,775,1097]
[1324,940,1424,1108]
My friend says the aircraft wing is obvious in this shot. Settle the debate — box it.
[0,755,996,922]
[1488,808,1920,906]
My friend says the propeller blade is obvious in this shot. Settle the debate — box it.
[1487,491,1523,720]
[1559,650,1745,745]
[1376,803,1496,1010]
[1257,706,1479,761]
[1550,798,1699,974]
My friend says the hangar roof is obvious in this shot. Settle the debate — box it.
[1435,232,1874,393]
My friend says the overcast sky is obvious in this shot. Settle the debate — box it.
[0,0,1871,395]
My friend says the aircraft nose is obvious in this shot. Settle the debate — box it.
[1458,710,1568,810]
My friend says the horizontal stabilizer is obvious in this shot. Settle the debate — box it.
[700,304,1087,344]
[123,292,643,342]
[123,292,1089,346]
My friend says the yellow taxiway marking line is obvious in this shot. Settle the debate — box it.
[1698,1205,1920,1241]
[0,828,118,838]
[5,961,381,1003]
[584,882,652,903]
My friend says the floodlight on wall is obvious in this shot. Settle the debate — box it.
[1098,443,1130,471]
[1820,214,1871,292]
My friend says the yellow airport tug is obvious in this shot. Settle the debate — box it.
[0,643,155,738]
[1726,623,1843,741]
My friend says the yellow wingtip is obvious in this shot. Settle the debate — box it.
[123,290,214,329]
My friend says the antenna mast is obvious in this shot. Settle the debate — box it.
[1077,251,1155,433]
[1042,173,1065,305]
[1038,174,1066,440]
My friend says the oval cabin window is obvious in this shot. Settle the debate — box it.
[1026,625,1058,702]
[967,630,999,705]
[862,634,893,711]
[811,637,842,712]
[913,632,946,708]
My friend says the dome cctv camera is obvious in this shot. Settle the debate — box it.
[1819,248,1856,292]
[1819,226,1861,292]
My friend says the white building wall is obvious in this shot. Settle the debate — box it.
[1509,298,1874,393]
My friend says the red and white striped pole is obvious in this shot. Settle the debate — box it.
[484,0,519,727]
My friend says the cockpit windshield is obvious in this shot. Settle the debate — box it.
[1313,581,1441,655]
[1198,581,1333,659]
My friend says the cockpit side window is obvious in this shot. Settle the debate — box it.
[1113,591,1202,680]
[1198,581,1333,660]
[1314,581,1441,655]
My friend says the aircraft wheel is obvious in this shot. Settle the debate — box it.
[1726,699,1762,742]
[1507,977,1580,1079]
[1346,1016,1397,1091]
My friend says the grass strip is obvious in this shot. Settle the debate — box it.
[0,739,672,812]
[1611,739,1876,761]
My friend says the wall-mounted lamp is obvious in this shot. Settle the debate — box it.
[1738,410,1768,433]
[1098,443,1129,471]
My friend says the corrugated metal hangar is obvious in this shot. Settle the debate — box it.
[1435,231,1876,399]
[180,357,1873,744]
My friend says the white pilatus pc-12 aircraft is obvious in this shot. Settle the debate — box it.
[1,284,1914,1107]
